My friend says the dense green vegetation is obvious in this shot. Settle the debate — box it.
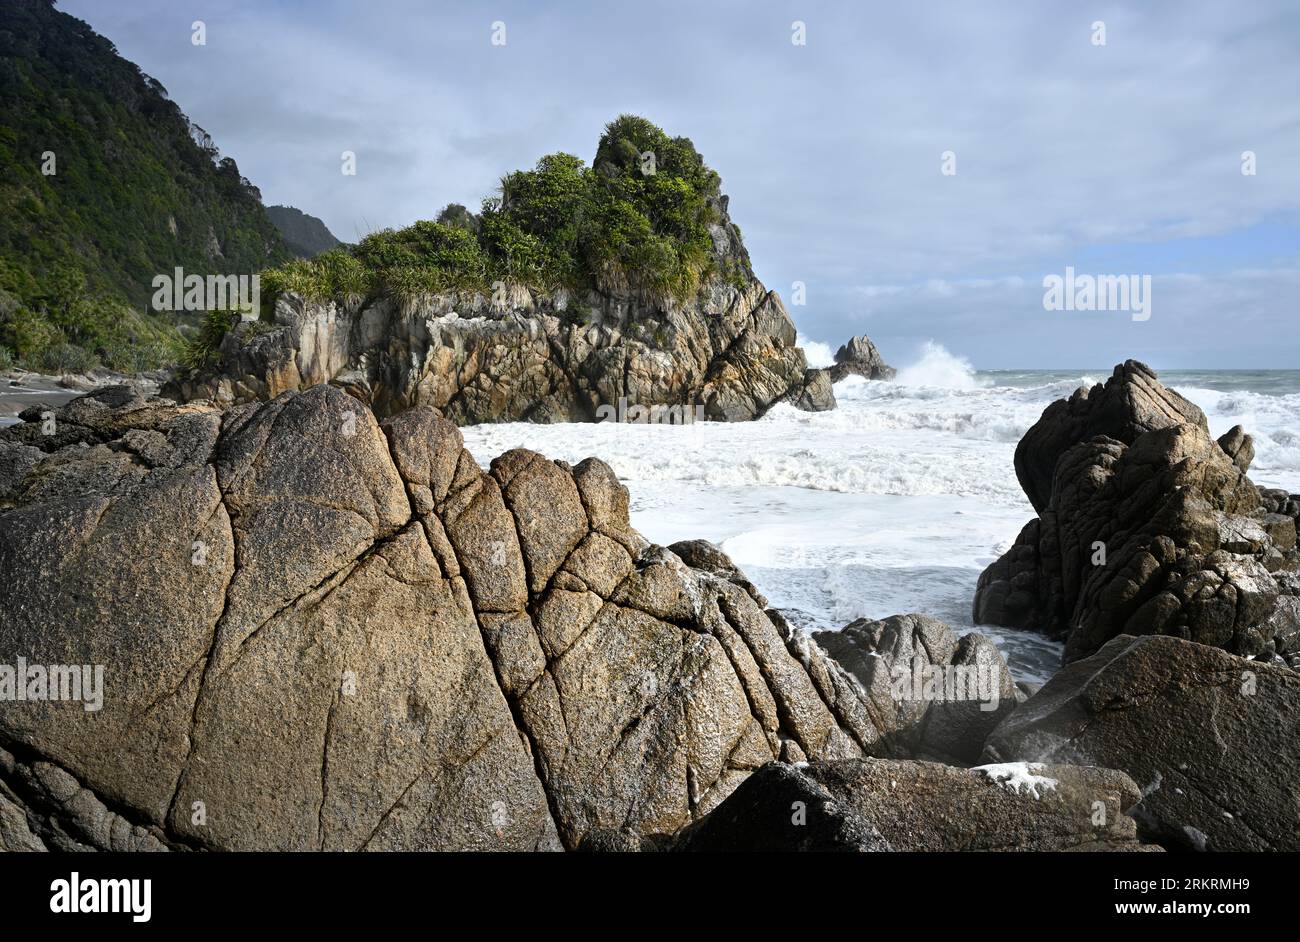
[257,115,751,313]
[0,0,289,373]
[0,263,182,372]
[0,0,751,373]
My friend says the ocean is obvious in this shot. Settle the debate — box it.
[458,346,1300,684]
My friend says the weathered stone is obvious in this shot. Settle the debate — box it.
[1014,360,1208,514]
[813,614,1015,764]
[165,197,829,422]
[675,759,1154,852]
[2,387,989,853]
[828,335,895,382]
[983,634,1300,851]
[1217,424,1255,473]
[781,367,837,412]
[974,363,1296,663]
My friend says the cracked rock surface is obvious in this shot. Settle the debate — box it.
[1,385,1015,851]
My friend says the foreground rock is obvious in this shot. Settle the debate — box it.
[1,386,1010,851]
[812,614,1015,764]
[673,759,1154,851]
[984,635,1300,851]
[829,335,895,382]
[974,361,1300,663]
[167,197,819,424]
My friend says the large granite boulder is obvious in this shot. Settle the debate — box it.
[673,758,1155,852]
[974,363,1300,664]
[0,386,1003,852]
[983,635,1300,852]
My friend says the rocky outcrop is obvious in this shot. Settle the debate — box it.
[983,635,1300,852]
[828,335,894,382]
[672,758,1156,852]
[812,614,1015,764]
[974,362,1300,664]
[779,367,836,412]
[0,385,1017,852]
[1013,360,1207,514]
[167,198,821,425]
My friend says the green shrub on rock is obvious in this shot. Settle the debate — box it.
[256,115,738,316]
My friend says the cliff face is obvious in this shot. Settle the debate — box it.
[167,146,821,423]
[167,278,808,424]
[169,269,812,425]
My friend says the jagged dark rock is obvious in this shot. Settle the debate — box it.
[1013,360,1207,514]
[1,385,1023,851]
[1217,424,1255,473]
[974,362,1300,664]
[828,335,894,382]
[780,367,837,412]
[811,614,1016,764]
[983,634,1300,852]
[673,759,1156,852]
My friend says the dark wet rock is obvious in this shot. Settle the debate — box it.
[1217,424,1255,474]
[983,634,1300,852]
[674,758,1155,852]
[974,362,1299,664]
[812,614,1016,764]
[781,367,837,412]
[1014,360,1207,515]
[829,335,895,382]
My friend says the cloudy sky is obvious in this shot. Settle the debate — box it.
[61,0,1300,369]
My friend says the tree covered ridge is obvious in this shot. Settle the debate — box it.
[262,115,755,310]
[0,0,289,372]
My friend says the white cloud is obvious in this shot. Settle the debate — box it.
[57,0,1300,367]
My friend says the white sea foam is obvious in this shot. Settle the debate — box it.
[973,762,1059,799]
[893,341,985,390]
[460,350,1299,684]
[797,333,835,369]
[1171,385,1300,490]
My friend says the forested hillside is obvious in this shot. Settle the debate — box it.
[0,0,289,372]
